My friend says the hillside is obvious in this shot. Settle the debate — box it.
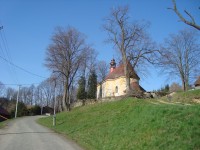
[38,91,200,150]
[170,89,200,103]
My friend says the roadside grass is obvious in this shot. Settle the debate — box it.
[38,98,200,150]
[0,119,9,129]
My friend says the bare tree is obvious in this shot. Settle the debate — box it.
[21,87,29,104]
[79,48,98,88]
[169,0,200,30]
[5,87,15,100]
[158,29,200,91]
[0,81,5,97]
[45,26,90,111]
[127,32,157,77]
[34,86,42,106]
[19,85,35,105]
[169,82,182,92]
[103,6,157,93]
[39,79,54,107]
[29,85,35,105]
[97,60,109,82]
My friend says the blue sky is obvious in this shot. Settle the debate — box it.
[0,0,199,91]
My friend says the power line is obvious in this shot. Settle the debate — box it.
[0,55,47,79]
[0,23,19,84]
[0,22,47,85]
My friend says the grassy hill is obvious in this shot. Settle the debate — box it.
[38,90,200,150]
[161,89,200,104]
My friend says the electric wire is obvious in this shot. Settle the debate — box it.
[0,55,46,79]
[0,21,47,83]
[0,22,20,84]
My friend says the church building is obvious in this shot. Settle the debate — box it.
[97,59,145,99]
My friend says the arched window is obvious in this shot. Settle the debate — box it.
[115,86,118,93]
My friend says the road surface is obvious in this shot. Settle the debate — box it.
[0,116,83,150]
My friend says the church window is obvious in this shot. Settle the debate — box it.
[115,86,118,93]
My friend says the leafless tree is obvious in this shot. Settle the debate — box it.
[5,87,16,100]
[34,86,42,106]
[21,87,29,104]
[169,82,182,92]
[127,32,157,77]
[39,79,54,107]
[0,81,5,97]
[158,29,200,91]
[97,60,109,82]
[169,0,200,30]
[29,85,35,105]
[79,48,98,84]
[45,26,90,111]
[20,85,35,105]
[103,6,157,93]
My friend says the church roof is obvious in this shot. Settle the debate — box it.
[131,82,145,92]
[194,76,200,86]
[105,63,140,80]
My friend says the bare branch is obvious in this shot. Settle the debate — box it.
[171,0,200,30]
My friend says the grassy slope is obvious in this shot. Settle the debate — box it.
[159,89,200,102]
[172,89,200,103]
[38,97,200,150]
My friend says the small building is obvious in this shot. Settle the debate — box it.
[194,76,200,89]
[97,59,145,99]
[0,106,10,122]
[42,106,54,115]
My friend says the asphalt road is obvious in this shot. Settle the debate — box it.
[0,116,83,150]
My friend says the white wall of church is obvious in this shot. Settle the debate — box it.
[97,77,129,98]
[96,77,139,99]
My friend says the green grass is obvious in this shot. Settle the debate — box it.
[173,89,200,103]
[162,89,200,103]
[0,119,9,129]
[38,98,200,150]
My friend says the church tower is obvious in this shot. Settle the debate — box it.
[110,59,116,73]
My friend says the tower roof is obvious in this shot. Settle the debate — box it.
[105,63,140,80]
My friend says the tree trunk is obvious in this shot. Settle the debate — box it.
[181,79,187,92]
[62,83,68,111]
[122,53,130,94]
[58,96,63,112]
[66,89,71,111]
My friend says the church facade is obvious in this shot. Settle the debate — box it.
[97,59,145,99]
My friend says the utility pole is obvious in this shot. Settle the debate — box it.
[40,88,43,115]
[15,85,21,118]
[53,79,56,126]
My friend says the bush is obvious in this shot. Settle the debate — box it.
[28,105,41,116]
[10,101,28,118]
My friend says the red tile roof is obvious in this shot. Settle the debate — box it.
[105,63,140,80]
[194,76,200,86]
